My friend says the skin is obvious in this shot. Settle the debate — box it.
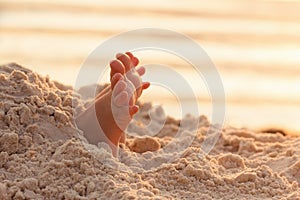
[75,52,150,156]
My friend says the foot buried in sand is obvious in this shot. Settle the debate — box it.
[75,52,150,156]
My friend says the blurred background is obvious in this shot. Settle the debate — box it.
[1,0,300,135]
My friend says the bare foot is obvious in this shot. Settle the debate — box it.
[95,52,150,144]
[75,52,149,156]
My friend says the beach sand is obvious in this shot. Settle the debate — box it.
[0,63,300,199]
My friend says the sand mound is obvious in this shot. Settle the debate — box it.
[0,63,299,199]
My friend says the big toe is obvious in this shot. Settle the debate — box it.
[110,59,125,80]
[116,53,132,72]
[111,73,123,89]
[112,79,127,97]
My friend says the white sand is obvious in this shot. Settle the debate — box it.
[0,63,299,199]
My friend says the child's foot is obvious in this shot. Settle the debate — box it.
[75,52,149,156]
[95,52,149,101]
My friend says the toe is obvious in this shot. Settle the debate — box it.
[142,82,150,90]
[116,53,131,72]
[132,57,139,66]
[111,73,123,89]
[125,52,139,67]
[137,82,150,97]
[110,59,125,80]
[125,52,134,59]
[129,105,139,116]
[136,66,146,76]
[113,79,127,97]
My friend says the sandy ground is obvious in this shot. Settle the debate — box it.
[0,63,300,199]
